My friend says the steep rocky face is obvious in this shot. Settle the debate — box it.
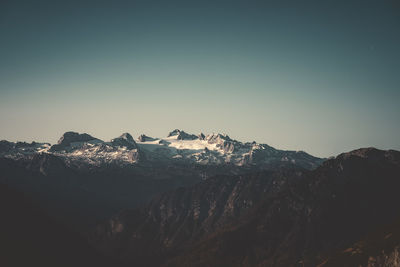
[169,148,400,267]
[318,217,400,267]
[26,153,68,176]
[91,170,294,266]
[205,133,240,153]
[111,133,137,150]
[91,148,400,267]
[50,131,102,151]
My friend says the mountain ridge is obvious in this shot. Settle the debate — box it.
[0,129,324,169]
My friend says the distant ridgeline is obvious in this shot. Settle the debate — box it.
[0,129,323,169]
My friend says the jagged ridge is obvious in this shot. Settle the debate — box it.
[1,129,324,169]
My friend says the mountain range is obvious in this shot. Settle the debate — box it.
[0,130,399,267]
[0,130,323,229]
[1,129,323,169]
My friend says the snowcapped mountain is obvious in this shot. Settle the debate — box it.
[137,129,324,169]
[0,140,51,155]
[0,129,323,230]
[0,129,323,169]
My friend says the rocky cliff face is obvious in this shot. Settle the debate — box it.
[319,216,400,267]
[167,129,198,140]
[367,248,400,267]
[50,131,103,152]
[111,133,137,149]
[91,148,400,267]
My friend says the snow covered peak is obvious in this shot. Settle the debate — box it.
[46,132,141,166]
[206,133,232,143]
[0,130,324,169]
[0,140,50,156]
[167,129,198,140]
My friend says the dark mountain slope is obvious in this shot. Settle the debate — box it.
[0,183,123,267]
[318,218,400,267]
[0,146,318,231]
[92,148,400,267]
[91,169,301,266]
[165,148,400,267]
[0,154,207,230]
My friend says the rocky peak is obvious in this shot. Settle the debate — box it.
[137,134,157,142]
[0,140,15,153]
[15,141,38,148]
[111,133,137,149]
[206,133,232,143]
[198,133,205,140]
[119,133,134,142]
[167,129,198,140]
[58,132,98,144]
[206,133,236,153]
[167,129,181,137]
[50,132,102,151]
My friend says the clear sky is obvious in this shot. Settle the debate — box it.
[0,0,399,157]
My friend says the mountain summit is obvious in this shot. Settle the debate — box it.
[111,133,137,149]
[167,129,198,140]
[50,132,102,152]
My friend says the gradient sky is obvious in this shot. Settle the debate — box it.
[0,0,399,157]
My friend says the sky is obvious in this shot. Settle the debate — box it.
[0,0,399,157]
